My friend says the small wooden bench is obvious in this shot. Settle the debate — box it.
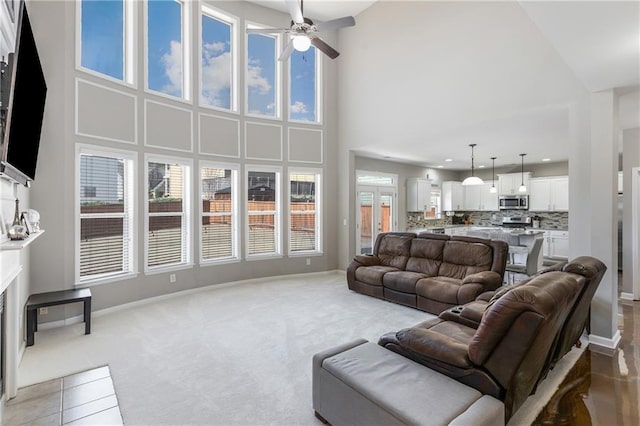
[26,288,92,346]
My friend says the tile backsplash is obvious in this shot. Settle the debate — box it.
[407,210,568,230]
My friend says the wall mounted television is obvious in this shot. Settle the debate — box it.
[0,2,47,187]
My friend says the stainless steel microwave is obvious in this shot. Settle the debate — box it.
[499,195,529,210]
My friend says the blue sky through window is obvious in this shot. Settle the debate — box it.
[290,47,316,122]
[201,13,232,109]
[147,0,183,98]
[81,0,124,80]
[247,33,276,116]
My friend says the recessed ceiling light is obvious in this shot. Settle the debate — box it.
[478,165,485,168]
[437,165,444,168]
[445,158,453,162]
[542,158,551,162]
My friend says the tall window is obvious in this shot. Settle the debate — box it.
[147,0,190,99]
[246,167,281,257]
[77,146,136,284]
[200,6,235,110]
[79,0,134,83]
[146,156,192,271]
[200,163,238,263]
[289,47,318,122]
[289,169,321,254]
[246,31,278,117]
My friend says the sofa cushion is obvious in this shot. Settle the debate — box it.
[382,271,428,293]
[377,235,413,269]
[439,241,493,279]
[416,276,463,304]
[405,237,445,275]
[354,266,399,286]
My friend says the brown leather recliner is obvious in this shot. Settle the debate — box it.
[378,270,585,421]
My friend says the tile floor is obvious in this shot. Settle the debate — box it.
[4,365,123,425]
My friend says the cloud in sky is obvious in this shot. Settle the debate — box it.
[290,101,308,114]
[247,58,271,95]
[202,42,231,107]
[161,40,183,96]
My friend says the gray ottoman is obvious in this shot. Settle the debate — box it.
[312,339,504,426]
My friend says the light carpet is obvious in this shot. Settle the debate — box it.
[19,271,585,425]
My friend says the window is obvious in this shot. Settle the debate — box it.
[200,6,235,110]
[289,46,319,122]
[77,146,136,284]
[146,156,192,271]
[289,169,321,254]
[78,0,134,83]
[200,163,239,263]
[146,0,191,99]
[246,167,281,257]
[246,30,278,117]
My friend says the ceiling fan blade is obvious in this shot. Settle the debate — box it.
[279,40,295,61]
[246,28,289,34]
[310,37,340,59]
[285,0,304,24]
[316,16,355,32]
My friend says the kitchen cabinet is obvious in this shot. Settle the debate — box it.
[529,176,569,211]
[498,172,531,195]
[543,230,569,259]
[442,181,463,211]
[463,183,499,211]
[406,178,430,211]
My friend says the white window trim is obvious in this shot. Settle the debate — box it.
[199,4,238,113]
[288,44,322,125]
[245,165,282,260]
[143,0,192,103]
[288,167,322,256]
[144,154,193,273]
[199,161,240,265]
[75,144,138,286]
[245,21,282,121]
[75,0,137,87]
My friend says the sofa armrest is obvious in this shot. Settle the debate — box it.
[353,254,381,266]
[475,291,495,302]
[463,271,503,289]
[395,328,472,369]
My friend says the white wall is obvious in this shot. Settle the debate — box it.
[622,127,640,298]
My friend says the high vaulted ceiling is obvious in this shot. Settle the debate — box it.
[248,1,640,169]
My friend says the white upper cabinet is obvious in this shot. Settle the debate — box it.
[442,181,463,211]
[406,178,430,211]
[498,172,531,195]
[464,183,498,211]
[529,176,569,211]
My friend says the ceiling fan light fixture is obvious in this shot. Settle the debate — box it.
[292,35,311,52]
[462,144,484,186]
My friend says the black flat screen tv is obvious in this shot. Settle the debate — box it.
[0,2,47,186]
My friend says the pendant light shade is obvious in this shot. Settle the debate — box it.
[518,153,527,193]
[462,144,484,186]
[490,156,497,193]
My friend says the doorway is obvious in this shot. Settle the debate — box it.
[355,171,398,254]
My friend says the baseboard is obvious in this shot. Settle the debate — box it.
[36,314,85,331]
[620,292,637,301]
[588,330,622,354]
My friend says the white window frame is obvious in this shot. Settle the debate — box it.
[143,0,192,103]
[199,161,240,265]
[245,165,282,259]
[199,4,238,113]
[245,21,281,120]
[145,154,193,273]
[76,0,137,87]
[288,44,321,125]
[75,144,138,286]
[288,167,322,256]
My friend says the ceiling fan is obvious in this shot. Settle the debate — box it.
[246,0,355,61]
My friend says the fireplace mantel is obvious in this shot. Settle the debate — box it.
[0,230,45,401]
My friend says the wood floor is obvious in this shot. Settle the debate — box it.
[534,287,640,425]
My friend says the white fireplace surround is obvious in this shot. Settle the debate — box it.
[0,231,44,402]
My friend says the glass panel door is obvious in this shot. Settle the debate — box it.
[356,186,397,255]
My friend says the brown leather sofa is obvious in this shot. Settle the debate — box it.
[378,257,605,421]
[347,232,509,314]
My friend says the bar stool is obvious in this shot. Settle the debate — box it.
[506,237,544,284]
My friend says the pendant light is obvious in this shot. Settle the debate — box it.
[490,157,497,193]
[518,153,527,193]
[462,144,484,186]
